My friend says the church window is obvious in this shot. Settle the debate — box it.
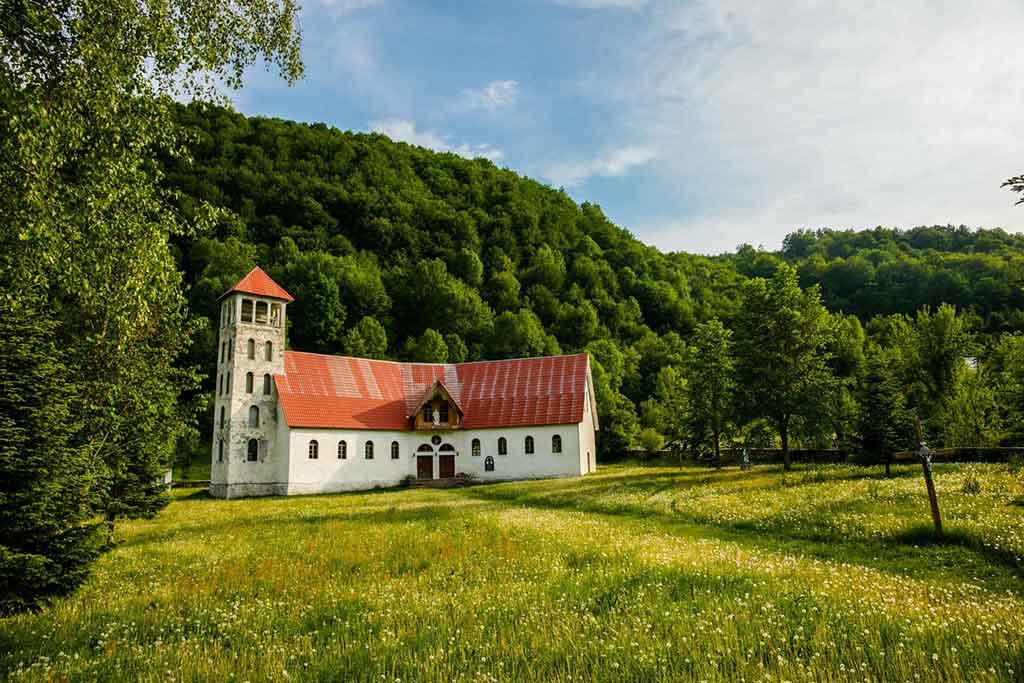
[245,372,254,393]
[365,441,374,459]
[247,339,255,360]
[525,436,534,455]
[218,439,224,462]
[263,374,272,395]
[439,403,449,423]
[220,341,225,363]
[219,406,225,428]
[247,438,258,462]
[552,435,562,454]
[226,371,231,390]
[218,373,222,395]
[308,440,319,459]
[484,456,495,472]
[472,438,481,457]
[241,299,253,323]
[338,440,347,459]
[391,441,400,459]
[498,437,507,456]
[249,405,260,427]
[265,341,273,361]
[270,303,281,327]
[228,339,233,360]
[255,301,268,325]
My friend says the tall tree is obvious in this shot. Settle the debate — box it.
[684,319,735,467]
[857,346,913,477]
[0,0,302,609]
[735,264,833,470]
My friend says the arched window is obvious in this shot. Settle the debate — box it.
[219,341,225,363]
[245,372,254,393]
[338,440,347,459]
[217,439,224,462]
[472,438,481,457]
[552,435,562,454]
[439,403,449,423]
[417,444,434,453]
[219,406,225,428]
[248,405,259,427]
[247,338,256,360]
[484,456,495,472]
[247,438,258,462]
[255,301,268,325]
[525,436,534,455]
[365,441,374,459]
[263,374,272,395]
[218,373,223,395]
[308,440,319,459]
[226,371,231,391]
[227,339,233,360]
[391,441,400,459]
[265,341,273,361]
[498,437,507,456]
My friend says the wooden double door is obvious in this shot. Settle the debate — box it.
[438,454,455,479]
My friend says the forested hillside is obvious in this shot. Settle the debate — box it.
[165,102,1024,462]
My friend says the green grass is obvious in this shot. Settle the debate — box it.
[3,463,1024,682]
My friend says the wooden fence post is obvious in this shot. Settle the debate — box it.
[914,416,943,540]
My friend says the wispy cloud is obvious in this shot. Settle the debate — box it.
[553,0,648,8]
[544,146,657,187]
[459,80,520,111]
[370,118,504,161]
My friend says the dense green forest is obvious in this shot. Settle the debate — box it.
[164,102,1024,465]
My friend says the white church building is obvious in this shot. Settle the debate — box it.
[210,267,599,498]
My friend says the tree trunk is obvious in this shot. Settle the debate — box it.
[884,457,891,478]
[780,420,791,472]
[713,427,721,470]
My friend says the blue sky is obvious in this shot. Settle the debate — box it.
[231,0,1024,254]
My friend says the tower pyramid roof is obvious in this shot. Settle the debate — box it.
[219,266,294,302]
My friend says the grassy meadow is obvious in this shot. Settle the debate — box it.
[2,462,1024,682]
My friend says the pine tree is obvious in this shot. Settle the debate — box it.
[857,348,913,477]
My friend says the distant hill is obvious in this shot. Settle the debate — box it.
[164,102,1024,456]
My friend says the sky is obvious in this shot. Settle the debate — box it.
[230,0,1024,255]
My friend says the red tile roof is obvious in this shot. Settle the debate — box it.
[219,266,294,302]
[275,351,591,430]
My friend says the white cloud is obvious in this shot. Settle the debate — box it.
[370,118,504,161]
[544,146,658,187]
[459,80,520,111]
[582,0,1024,253]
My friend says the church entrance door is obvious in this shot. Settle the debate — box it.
[417,456,433,480]
[438,454,455,479]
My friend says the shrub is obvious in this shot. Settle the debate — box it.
[961,471,982,495]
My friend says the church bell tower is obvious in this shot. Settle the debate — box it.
[210,266,292,498]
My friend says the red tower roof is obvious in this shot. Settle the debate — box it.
[219,266,294,302]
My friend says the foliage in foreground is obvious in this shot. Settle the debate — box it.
[2,463,1022,682]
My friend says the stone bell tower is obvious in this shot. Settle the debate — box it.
[210,266,293,499]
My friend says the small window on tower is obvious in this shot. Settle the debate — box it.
[219,406,225,428]
[218,439,224,462]
[241,299,254,323]
[255,301,268,325]
[248,405,259,427]
[265,341,273,361]
[263,374,272,395]
[220,341,225,363]
[245,372,254,393]
[218,373,223,395]
[228,339,233,361]
[247,438,258,462]
[270,304,281,327]
[247,339,255,360]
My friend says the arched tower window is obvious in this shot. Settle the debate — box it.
[248,405,259,427]
[217,439,224,463]
[484,456,495,472]
[338,440,347,459]
[391,441,400,459]
[365,441,374,459]
[245,372,254,393]
[308,440,319,459]
[255,301,268,325]
[263,374,272,395]
[247,438,258,462]
[218,373,223,395]
[472,438,481,457]
[227,338,233,360]
[241,299,253,323]
[247,339,255,360]
[552,435,562,454]
[226,371,231,391]
[270,303,281,327]
[265,341,273,361]
[219,406,225,428]
[525,436,534,455]
[498,437,507,456]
